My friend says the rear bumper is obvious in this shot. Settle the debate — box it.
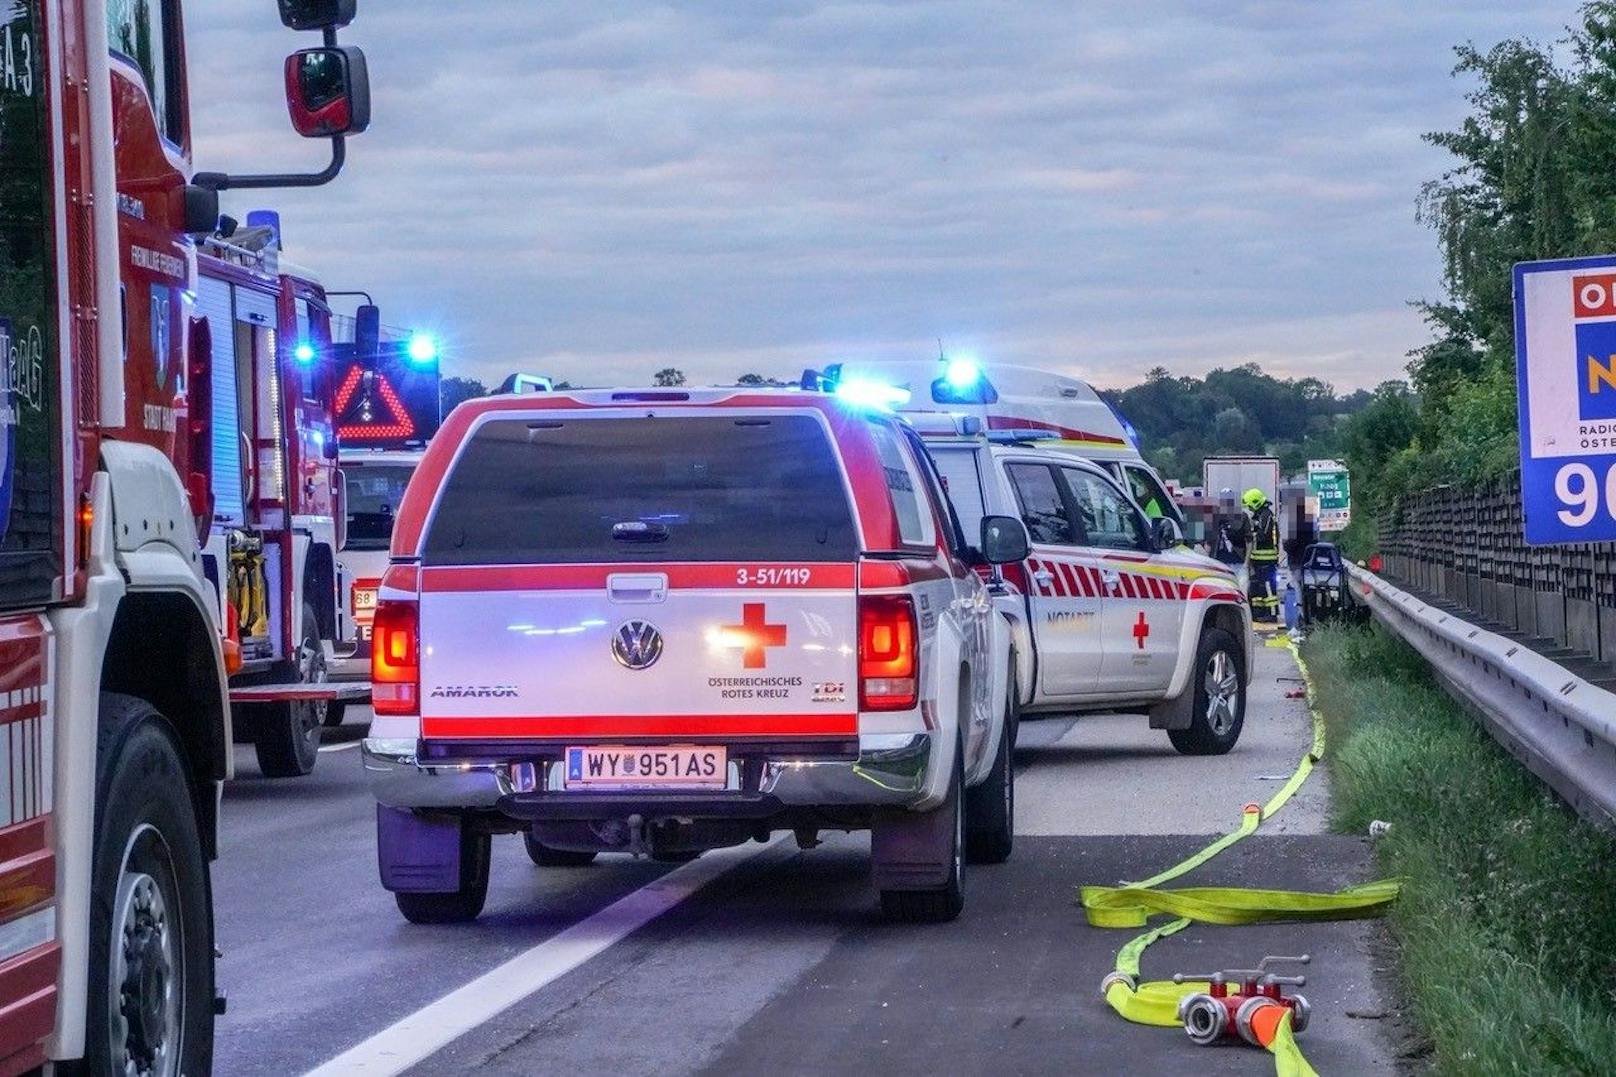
[361,731,936,815]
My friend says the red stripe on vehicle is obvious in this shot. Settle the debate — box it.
[983,415,1127,445]
[422,563,857,593]
[380,564,420,597]
[1189,582,1245,602]
[422,714,859,740]
[859,560,950,588]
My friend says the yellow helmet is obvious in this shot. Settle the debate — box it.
[1242,488,1266,510]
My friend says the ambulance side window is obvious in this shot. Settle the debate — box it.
[1006,464,1078,546]
[108,0,182,142]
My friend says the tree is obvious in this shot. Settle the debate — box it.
[653,368,686,387]
[737,373,767,386]
[439,376,487,414]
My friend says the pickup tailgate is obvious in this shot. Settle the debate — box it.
[411,409,864,744]
[417,563,857,741]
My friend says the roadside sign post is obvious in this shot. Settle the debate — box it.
[1514,256,1616,545]
[1306,459,1351,533]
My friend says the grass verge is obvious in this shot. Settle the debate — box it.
[1302,624,1616,1075]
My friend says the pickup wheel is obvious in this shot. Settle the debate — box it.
[523,833,598,867]
[877,741,965,924]
[394,830,491,924]
[1168,626,1246,756]
[965,667,1016,865]
[252,604,325,778]
[78,694,214,1077]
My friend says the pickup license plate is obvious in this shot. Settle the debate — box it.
[564,746,727,790]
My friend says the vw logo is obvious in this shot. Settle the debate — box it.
[611,620,664,671]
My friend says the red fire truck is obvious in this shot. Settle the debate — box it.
[194,228,371,778]
[0,0,370,1070]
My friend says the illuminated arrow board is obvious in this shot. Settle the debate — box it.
[1515,256,1616,544]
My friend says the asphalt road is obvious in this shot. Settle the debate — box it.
[212,639,1395,1076]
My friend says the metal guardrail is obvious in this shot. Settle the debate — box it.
[1349,563,1616,830]
[1378,470,1616,668]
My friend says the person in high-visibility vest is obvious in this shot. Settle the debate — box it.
[1244,487,1280,623]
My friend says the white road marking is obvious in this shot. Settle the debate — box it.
[317,740,362,754]
[301,837,780,1076]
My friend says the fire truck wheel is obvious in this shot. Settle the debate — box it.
[523,833,598,867]
[1168,626,1247,756]
[876,733,965,924]
[253,604,326,778]
[394,829,491,925]
[965,663,1016,865]
[78,694,213,1077]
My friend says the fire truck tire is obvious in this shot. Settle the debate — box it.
[253,604,326,778]
[394,829,491,925]
[1168,626,1247,756]
[523,834,598,867]
[77,694,213,1077]
[875,735,965,924]
[965,672,1016,865]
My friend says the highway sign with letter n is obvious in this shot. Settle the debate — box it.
[1514,255,1616,545]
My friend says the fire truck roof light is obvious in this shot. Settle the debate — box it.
[407,333,439,365]
[294,341,316,364]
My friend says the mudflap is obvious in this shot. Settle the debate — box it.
[871,798,955,891]
[377,805,479,893]
[1148,687,1194,731]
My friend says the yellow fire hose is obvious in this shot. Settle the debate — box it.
[1079,640,1401,1075]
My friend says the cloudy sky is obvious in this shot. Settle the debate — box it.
[189,1,1573,392]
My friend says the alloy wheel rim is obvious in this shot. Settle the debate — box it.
[110,825,182,1077]
[1203,650,1239,735]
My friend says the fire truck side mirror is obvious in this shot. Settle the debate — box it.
[285,47,371,138]
[278,0,356,31]
[183,185,220,236]
[355,305,381,361]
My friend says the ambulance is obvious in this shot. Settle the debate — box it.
[361,387,1025,924]
[901,411,1253,755]
[836,359,1188,533]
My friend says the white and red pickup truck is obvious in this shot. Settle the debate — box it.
[917,420,1253,754]
[361,389,1027,923]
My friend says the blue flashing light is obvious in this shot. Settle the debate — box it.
[943,357,981,390]
[406,333,439,365]
[293,341,316,364]
[834,377,911,411]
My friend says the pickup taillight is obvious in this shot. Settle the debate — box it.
[371,600,419,716]
[859,594,917,711]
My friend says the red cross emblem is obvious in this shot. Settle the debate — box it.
[723,603,787,669]
[1132,610,1150,650]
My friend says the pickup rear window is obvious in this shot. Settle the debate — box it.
[423,415,858,565]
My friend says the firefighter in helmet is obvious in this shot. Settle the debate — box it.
[1244,487,1280,623]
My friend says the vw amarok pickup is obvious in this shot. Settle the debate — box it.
[362,389,1027,923]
